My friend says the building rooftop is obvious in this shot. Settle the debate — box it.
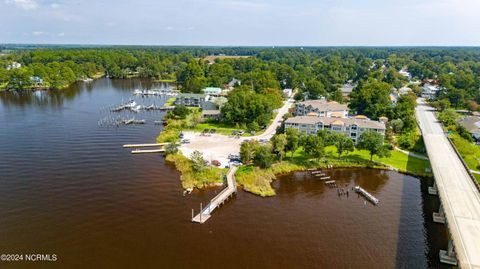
[202,87,222,93]
[177,93,206,98]
[285,116,386,130]
[459,116,480,134]
[298,100,348,112]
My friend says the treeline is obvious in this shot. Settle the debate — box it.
[240,128,390,169]
[2,46,480,110]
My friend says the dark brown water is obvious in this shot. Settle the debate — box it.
[0,78,450,269]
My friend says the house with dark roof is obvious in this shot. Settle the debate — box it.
[285,115,386,144]
[174,93,206,107]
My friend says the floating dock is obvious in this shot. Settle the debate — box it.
[192,166,238,224]
[131,149,165,154]
[355,186,379,205]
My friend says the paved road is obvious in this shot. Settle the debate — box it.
[179,96,295,166]
[416,98,480,269]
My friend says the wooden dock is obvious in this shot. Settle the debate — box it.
[131,149,166,154]
[123,143,169,148]
[355,186,379,205]
[192,166,238,224]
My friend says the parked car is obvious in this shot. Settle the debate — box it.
[230,161,243,166]
[179,132,184,139]
[212,160,221,167]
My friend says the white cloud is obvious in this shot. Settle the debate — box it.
[57,32,65,36]
[50,3,61,9]
[32,31,44,36]
[5,0,38,10]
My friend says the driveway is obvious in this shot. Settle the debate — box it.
[179,96,295,166]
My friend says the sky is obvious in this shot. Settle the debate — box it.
[1,0,480,46]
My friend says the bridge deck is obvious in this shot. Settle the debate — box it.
[416,99,480,269]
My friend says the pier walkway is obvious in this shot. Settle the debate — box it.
[416,98,480,268]
[192,166,238,224]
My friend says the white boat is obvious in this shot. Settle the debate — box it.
[131,105,142,113]
[83,78,93,82]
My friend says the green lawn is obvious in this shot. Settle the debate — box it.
[163,97,176,107]
[234,145,432,197]
[286,146,431,177]
[449,133,480,184]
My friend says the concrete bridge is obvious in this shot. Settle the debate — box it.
[416,99,480,268]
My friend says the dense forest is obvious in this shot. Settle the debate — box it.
[1,46,480,111]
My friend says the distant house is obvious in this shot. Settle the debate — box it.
[390,93,399,105]
[175,93,206,107]
[202,110,222,121]
[458,116,480,141]
[30,76,43,85]
[340,81,356,97]
[227,78,241,88]
[295,100,349,118]
[6,62,21,70]
[284,116,386,144]
[283,88,293,98]
[201,101,221,120]
[399,69,412,79]
[398,86,412,95]
[202,87,222,96]
[421,83,441,100]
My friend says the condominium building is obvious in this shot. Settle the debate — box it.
[295,100,349,118]
[284,115,386,144]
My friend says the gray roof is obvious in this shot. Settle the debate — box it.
[202,110,221,116]
[285,116,386,130]
[459,116,480,134]
[177,93,206,99]
[298,100,348,112]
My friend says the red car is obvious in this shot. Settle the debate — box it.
[211,160,221,167]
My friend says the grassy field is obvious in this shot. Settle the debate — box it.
[449,133,480,184]
[163,97,176,107]
[165,153,226,189]
[234,146,432,197]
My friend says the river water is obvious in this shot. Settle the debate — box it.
[0,78,450,269]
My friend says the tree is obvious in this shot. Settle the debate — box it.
[190,150,205,172]
[271,134,287,162]
[304,78,326,99]
[331,133,354,158]
[165,143,179,155]
[303,135,325,160]
[358,130,390,161]
[189,109,202,128]
[349,80,393,119]
[240,140,258,165]
[172,105,190,119]
[285,128,300,157]
[390,119,404,133]
[253,145,274,168]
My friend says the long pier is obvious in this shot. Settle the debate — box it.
[192,166,238,224]
[131,148,166,154]
[123,143,170,148]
